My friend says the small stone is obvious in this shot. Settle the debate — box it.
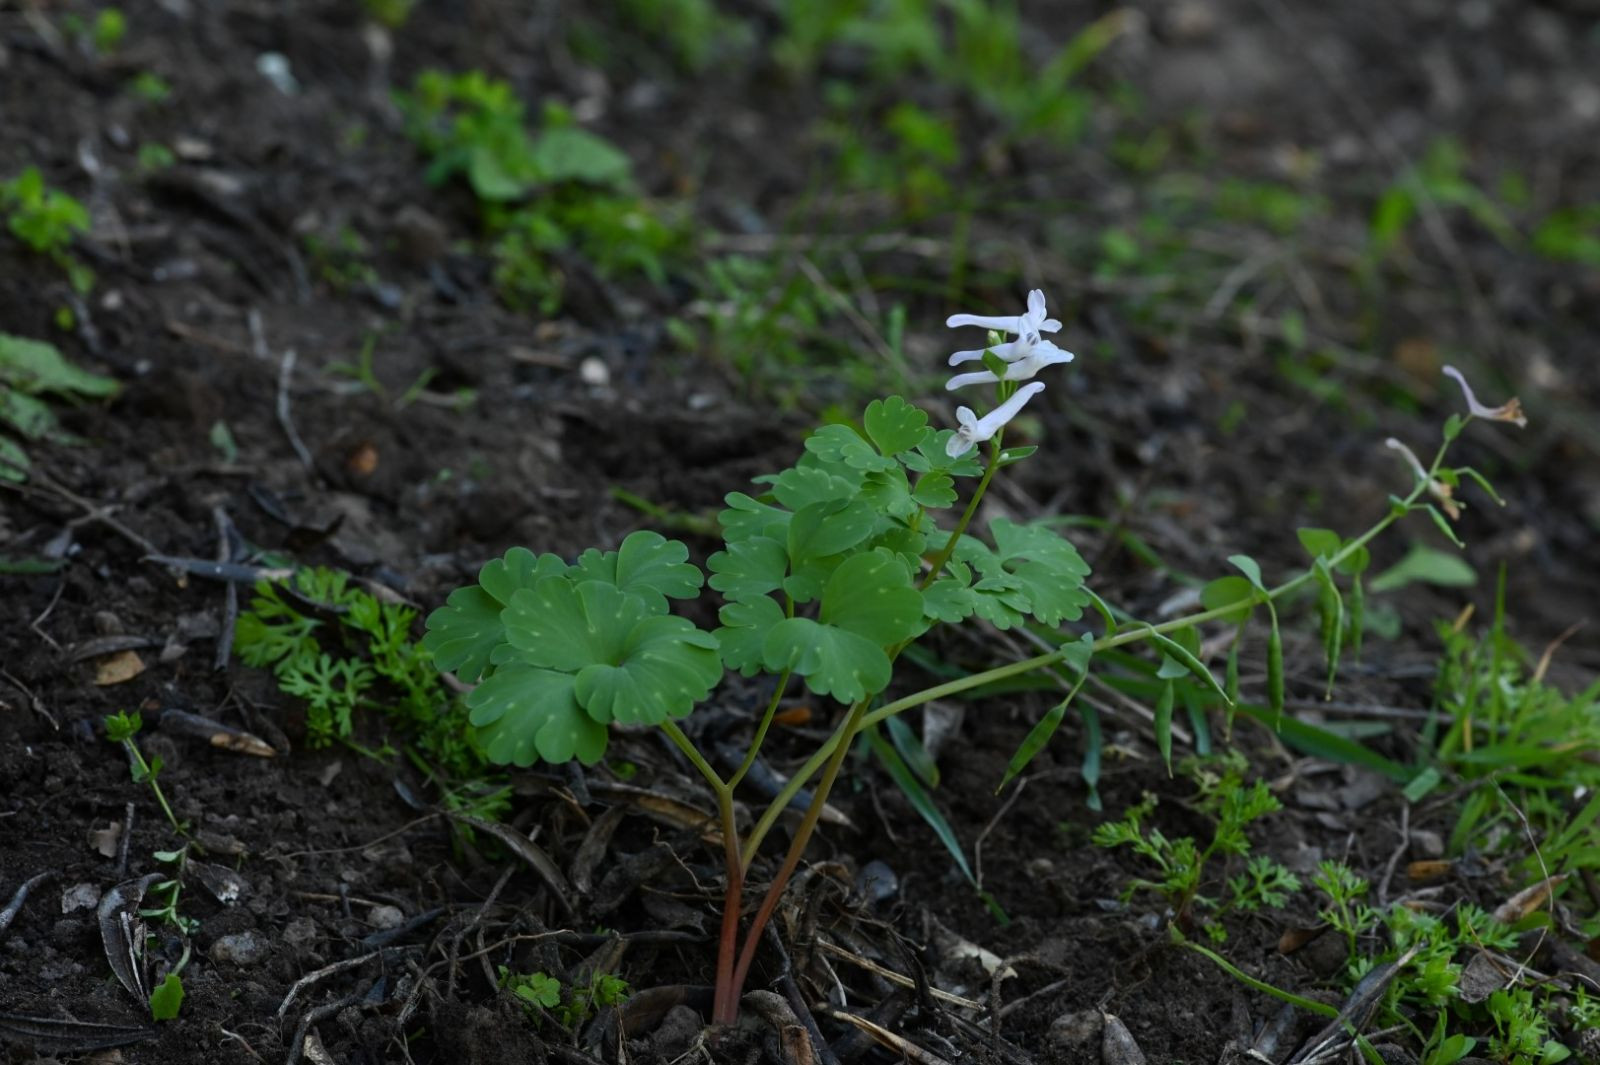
[211,931,268,966]
[283,917,318,949]
[1410,829,1445,859]
[1047,1009,1101,1050]
[368,905,404,931]
[61,883,102,913]
[578,356,610,387]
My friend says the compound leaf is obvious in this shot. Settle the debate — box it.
[910,470,957,508]
[481,546,570,605]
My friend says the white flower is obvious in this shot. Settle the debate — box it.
[946,343,1074,390]
[947,383,1046,458]
[1442,365,1527,427]
[947,289,1062,366]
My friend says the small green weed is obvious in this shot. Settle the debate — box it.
[235,567,482,775]
[1092,754,1299,941]
[498,966,629,1030]
[0,332,119,483]
[362,0,415,28]
[128,71,171,103]
[62,7,126,54]
[104,711,187,835]
[0,168,95,295]
[399,72,683,311]
[1411,575,1600,878]
[302,226,379,292]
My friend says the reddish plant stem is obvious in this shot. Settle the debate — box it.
[711,794,744,1024]
[727,696,870,1004]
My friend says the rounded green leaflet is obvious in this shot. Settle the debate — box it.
[502,578,722,726]
[575,615,722,725]
[764,551,923,704]
[573,530,704,613]
[503,577,635,669]
[707,536,787,603]
[422,547,570,682]
[762,617,891,704]
[714,595,786,675]
[820,550,922,641]
[422,586,502,682]
[481,546,569,604]
[803,423,896,472]
[862,395,931,456]
[466,664,607,766]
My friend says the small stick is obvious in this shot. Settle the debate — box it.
[213,506,240,672]
[0,872,52,938]
[115,802,135,877]
[0,668,57,730]
[276,348,316,472]
[277,950,384,1018]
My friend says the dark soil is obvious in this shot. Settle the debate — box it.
[3,1,1599,1064]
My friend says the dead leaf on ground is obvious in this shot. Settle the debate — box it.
[94,651,146,686]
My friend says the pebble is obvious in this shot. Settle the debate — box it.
[283,916,318,949]
[368,905,404,931]
[1047,1008,1101,1051]
[211,931,268,966]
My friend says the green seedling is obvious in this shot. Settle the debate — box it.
[498,967,629,1029]
[362,0,415,28]
[422,290,1524,1023]
[0,332,119,483]
[129,72,171,103]
[140,846,199,934]
[1311,859,1377,965]
[0,168,94,295]
[398,72,681,312]
[1092,755,1299,941]
[62,8,126,54]
[104,712,186,836]
[235,567,482,775]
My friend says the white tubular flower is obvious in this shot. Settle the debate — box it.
[947,382,1046,458]
[946,289,1061,366]
[946,342,1074,390]
[1442,365,1527,427]
[1386,438,1460,519]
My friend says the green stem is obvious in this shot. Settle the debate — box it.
[124,739,187,837]
[661,720,727,795]
[921,429,1004,589]
[727,671,791,793]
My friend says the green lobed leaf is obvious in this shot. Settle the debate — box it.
[862,395,931,457]
[715,594,786,676]
[804,423,896,472]
[467,664,607,765]
[764,551,922,704]
[964,519,1092,626]
[923,563,978,624]
[787,499,877,567]
[572,530,704,613]
[149,973,184,1021]
[529,125,633,187]
[422,585,504,683]
[770,464,859,511]
[910,470,957,508]
[502,579,719,726]
[707,536,787,603]
[575,616,722,726]
[719,491,790,543]
[903,432,984,477]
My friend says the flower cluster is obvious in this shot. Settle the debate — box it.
[944,289,1074,457]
